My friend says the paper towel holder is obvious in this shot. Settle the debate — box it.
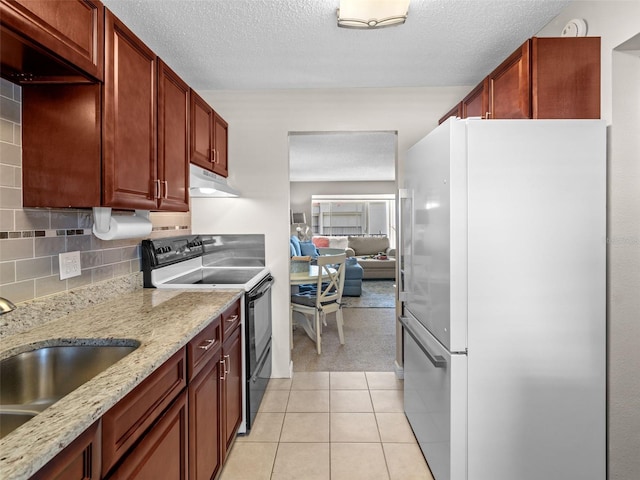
[92,207,152,240]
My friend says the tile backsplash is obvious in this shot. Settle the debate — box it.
[0,78,190,305]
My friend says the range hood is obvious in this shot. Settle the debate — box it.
[189,164,240,197]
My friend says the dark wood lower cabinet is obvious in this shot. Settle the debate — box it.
[222,326,242,458]
[107,390,188,480]
[29,303,245,480]
[31,421,101,480]
[189,356,222,480]
[101,349,187,477]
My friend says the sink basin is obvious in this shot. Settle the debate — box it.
[0,410,38,439]
[0,343,138,438]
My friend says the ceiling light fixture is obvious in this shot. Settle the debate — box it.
[337,0,410,29]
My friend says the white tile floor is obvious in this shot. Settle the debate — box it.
[219,371,434,480]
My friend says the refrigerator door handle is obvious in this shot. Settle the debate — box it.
[399,316,447,368]
[398,189,412,302]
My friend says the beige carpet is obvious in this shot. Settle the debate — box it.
[291,307,396,372]
[343,280,396,308]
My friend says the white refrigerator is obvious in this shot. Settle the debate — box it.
[399,118,606,480]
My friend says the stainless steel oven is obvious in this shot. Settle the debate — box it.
[141,234,272,433]
[245,274,273,430]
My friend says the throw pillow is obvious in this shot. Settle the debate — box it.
[328,236,349,250]
[300,241,319,259]
[312,236,330,248]
[290,236,302,256]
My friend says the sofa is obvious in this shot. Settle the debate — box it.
[290,236,364,296]
[312,235,396,280]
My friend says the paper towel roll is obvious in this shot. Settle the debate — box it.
[92,213,152,241]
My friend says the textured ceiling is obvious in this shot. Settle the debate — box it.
[101,0,570,182]
[102,0,569,91]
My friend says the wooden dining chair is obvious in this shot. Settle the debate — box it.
[290,253,347,354]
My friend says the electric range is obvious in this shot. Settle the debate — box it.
[141,234,273,433]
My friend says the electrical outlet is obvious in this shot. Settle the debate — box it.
[59,251,81,280]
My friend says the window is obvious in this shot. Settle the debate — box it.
[311,195,396,247]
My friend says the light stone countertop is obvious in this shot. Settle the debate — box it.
[0,287,244,480]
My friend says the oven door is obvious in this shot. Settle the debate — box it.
[247,340,271,431]
[246,275,273,373]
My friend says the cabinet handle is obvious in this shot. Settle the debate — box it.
[226,315,238,323]
[220,358,226,380]
[224,354,230,375]
[163,180,168,199]
[154,179,161,199]
[198,339,215,350]
[485,111,492,119]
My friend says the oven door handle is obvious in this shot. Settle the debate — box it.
[248,275,274,302]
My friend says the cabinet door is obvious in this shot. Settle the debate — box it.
[31,421,101,480]
[190,90,214,170]
[212,112,228,177]
[158,59,190,211]
[189,356,222,480]
[0,0,104,82]
[531,36,600,119]
[108,390,188,480]
[221,299,241,343]
[102,349,186,477]
[462,78,488,119]
[222,327,242,456]
[22,83,101,207]
[103,9,158,210]
[488,39,531,119]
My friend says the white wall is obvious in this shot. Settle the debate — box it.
[190,87,467,377]
[539,3,640,479]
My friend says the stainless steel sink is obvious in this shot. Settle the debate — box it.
[0,344,138,438]
[0,410,38,439]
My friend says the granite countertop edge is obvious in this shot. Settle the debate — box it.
[0,287,244,480]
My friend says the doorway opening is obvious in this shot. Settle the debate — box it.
[288,131,399,372]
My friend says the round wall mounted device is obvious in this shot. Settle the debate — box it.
[561,18,588,37]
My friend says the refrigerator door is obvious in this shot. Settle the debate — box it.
[401,312,467,480]
[465,120,606,479]
[403,119,468,352]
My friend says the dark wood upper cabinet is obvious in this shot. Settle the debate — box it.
[531,36,600,119]
[190,90,214,171]
[463,78,489,119]
[0,0,104,83]
[102,9,157,210]
[440,36,601,122]
[488,40,531,119]
[190,89,229,177]
[212,113,228,177]
[158,59,190,211]
[15,2,235,211]
[22,83,102,208]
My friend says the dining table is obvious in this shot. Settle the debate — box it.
[289,265,334,285]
